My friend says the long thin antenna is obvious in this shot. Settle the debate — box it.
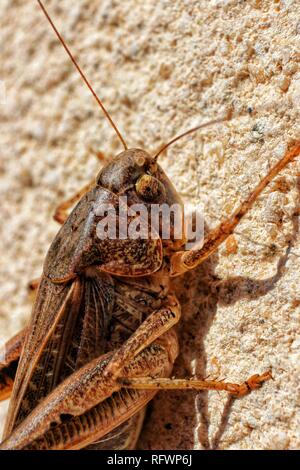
[153,118,228,160]
[37,0,128,150]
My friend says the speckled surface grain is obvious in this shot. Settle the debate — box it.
[1,0,300,449]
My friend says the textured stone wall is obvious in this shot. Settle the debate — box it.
[0,0,299,449]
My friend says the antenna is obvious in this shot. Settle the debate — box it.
[153,117,228,160]
[37,0,128,150]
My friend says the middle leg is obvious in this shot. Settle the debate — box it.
[118,370,272,398]
[0,329,27,402]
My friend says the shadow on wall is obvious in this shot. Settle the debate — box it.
[138,180,300,450]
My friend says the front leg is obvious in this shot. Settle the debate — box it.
[170,142,300,276]
[53,149,110,224]
[54,180,95,224]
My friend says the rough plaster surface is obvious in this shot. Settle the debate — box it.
[0,0,300,450]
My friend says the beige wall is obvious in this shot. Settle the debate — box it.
[0,0,299,449]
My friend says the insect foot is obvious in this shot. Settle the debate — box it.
[224,370,273,398]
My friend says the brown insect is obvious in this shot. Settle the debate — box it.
[0,0,299,450]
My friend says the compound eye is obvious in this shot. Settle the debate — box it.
[135,174,166,202]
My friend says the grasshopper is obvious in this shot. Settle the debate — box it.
[0,0,299,450]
